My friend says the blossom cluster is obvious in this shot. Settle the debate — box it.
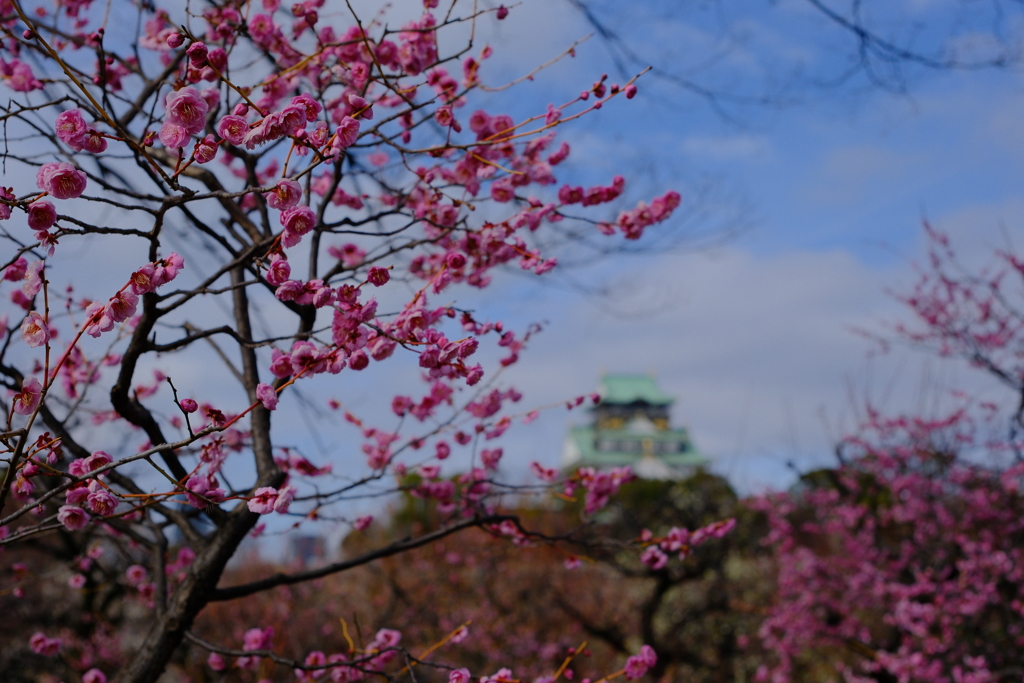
[638,518,737,570]
[0,1,683,681]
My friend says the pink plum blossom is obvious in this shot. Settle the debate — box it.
[159,122,190,149]
[335,116,360,147]
[106,290,138,322]
[186,41,209,66]
[640,545,668,571]
[623,645,656,679]
[0,8,700,680]
[281,205,316,246]
[55,109,89,148]
[194,134,218,163]
[291,93,322,121]
[273,484,295,513]
[125,565,147,584]
[27,200,57,230]
[256,382,279,410]
[84,451,113,472]
[29,632,62,656]
[22,260,44,298]
[12,376,42,415]
[151,252,185,286]
[247,486,280,514]
[207,652,227,671]
[84,300,116,337]
[37,162,87,199]
[165,87,209,135]
[481,668,514,683]
[184,474,226,508]
[3,258,25,282]
[20,312,49,347]
[129,254,183,295]
[83,669,108,683]
[7,60,42,91]
[81,129,108,154]
[58,505,90,530]
[268,179,302,209]
[266,258,291,285]
[367,267,390,286]
[87,488,118,515]
[217,115,249,145]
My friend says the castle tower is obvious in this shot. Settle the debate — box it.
[562,374,705,479]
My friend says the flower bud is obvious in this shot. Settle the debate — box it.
[186,41,209,67]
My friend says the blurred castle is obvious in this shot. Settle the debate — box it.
[562,374,705,479]
[290,534,326,567]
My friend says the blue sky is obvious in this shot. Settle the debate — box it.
[47,0,1023,561]
[110,1,1024,499]
[12,0,1021,525]
[204,0,1024,501]
[427,0,1024,491]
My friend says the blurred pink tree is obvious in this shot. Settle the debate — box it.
[756,230,1024,683]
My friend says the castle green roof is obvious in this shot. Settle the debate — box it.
[566,425,706,468]
[599,374,674,406]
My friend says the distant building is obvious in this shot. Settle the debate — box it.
[290,534,326,567]
[563,374,705,479]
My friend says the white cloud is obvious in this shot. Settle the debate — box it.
[489,232,1015,493]
[682,134,773,162]
[806,145,920,206]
